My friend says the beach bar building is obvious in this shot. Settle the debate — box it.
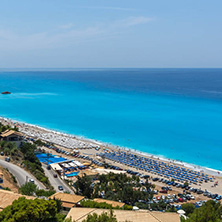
[0,130,23,147]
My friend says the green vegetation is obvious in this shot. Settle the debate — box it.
[75,173,153,206]
[0,135,51,189]
[82,210,117,222]
[19,182,55,197]
[2,187,11,191]
[80,200,132,210]
[20,143,51,188]
[184,181,189,187]
[74,173,93,198]
[0,197,70,222]
[0,123,18,133]
[135,199,175,212]
[34,139,46,147]
[19,182,37,196]
[0,141,18,157]
[11,174,17,184]
[36,189,56,197]
[181,200,222,222]
[181,203,195,216]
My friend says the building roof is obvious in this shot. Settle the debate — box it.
[49,193,85,204]
[49,163,63,171]
[0,130,23,138]
[66,208,180,222]
[62,202,75,208]
[0,190,35,210]
[93,198,125,208]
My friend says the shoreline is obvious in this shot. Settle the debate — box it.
[0,116,222,178]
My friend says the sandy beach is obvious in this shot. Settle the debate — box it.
[0,116,221,196]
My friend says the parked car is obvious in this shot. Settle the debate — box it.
[29,179,34,184]
[174,198,179,203]
[216,195,221,200]
[197,189,203,194]
[58,185,63,191]
[167,186,172,191]
[167,194,171,199]
[5,157,10,162]
[156,196,161,200]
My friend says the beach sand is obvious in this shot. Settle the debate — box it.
[0,116,221,196]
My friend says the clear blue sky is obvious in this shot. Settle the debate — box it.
[0,0,222,68]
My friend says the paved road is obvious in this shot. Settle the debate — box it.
[0,159,45,189]
[42,165,74,194]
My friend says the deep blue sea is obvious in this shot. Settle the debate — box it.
[0,68,222,171]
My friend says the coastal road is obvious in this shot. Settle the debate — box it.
[0,159,45,190]
[42,165,74,194]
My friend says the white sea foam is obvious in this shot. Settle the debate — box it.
[14,92,58,96]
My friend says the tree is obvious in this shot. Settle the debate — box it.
[19,182,37,196]
[36,189,56,197]
[0,197,58,222]
[181,200,222,222]
[20,142,51,188]
[181,203,195,216]
[20,143,37,161]
[82,210,117,222]
[74,174,93,198]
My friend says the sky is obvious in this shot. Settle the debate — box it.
[0,0,222,68]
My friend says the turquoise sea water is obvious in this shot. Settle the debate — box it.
[0,69,222,171]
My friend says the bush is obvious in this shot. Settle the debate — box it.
[3,187,11,191]
[19,182,37,196]
[123,205,133,210]
[80,200,132,211]
[81,200,113,209]
[135,202,149,209]
[181,203,195,216]
[36,189,55,197]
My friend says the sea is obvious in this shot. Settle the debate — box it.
[0,68,222,171]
